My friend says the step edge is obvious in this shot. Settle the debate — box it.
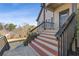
[33,40,58,55]
[32,41,55,56]
[35,39,58,51]
[28,44,40,56]
[35,38,58,47]
[37,36,58,44]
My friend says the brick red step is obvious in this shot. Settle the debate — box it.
[37,36,57,45]
[29,43,48,56]
[32,40,58,56]
[39,35,57,41]
[36,38,58,47]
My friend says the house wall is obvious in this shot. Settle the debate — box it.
[45,9,53,22]
[37,8,44,33]
[37,4,74,33]
[53,4,73,32]
[54,4,77,52]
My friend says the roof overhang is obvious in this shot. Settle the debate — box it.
[45,3,64,11]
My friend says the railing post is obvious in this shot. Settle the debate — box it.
[56,12,76,56]
[43,3,46,30]
[72,3,77,55]
[58,36,62,56]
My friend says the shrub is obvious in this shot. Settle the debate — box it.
[23,32,39,46]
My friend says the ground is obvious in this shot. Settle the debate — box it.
[3,41,38,56]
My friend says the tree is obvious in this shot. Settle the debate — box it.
[22,24,35,32]
[13,23,36,38]
[4,23,16,31]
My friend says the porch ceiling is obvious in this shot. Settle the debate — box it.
[46,3,64,11]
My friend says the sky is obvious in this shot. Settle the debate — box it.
[0,3,41,26]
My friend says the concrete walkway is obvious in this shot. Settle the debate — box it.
[3,43,38,56]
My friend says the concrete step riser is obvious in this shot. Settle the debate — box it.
[34,39,58,55]
[35,39,58,51]
[32,41,53,56]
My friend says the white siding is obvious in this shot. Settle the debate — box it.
[45,9,53,22]
[53,4,72,32]
[37,9,53,25]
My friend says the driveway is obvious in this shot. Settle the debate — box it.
[3,41,38,56]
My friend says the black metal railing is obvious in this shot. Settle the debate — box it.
[30,21,54,33]
[30,21,45,32]
[55,12,76,56]
[23,21,45,46]
[45,22,54,30]
[23,21,54,46]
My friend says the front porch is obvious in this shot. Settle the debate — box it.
[0,3,77,56]
[35,3,77,56]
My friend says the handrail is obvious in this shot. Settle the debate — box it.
[30,21,54,32]
[55,12,75,38]
[24,22,45,46]
[27,21,45,45]
[30,21,45,32]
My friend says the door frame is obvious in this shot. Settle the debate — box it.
[59,8,69,55]
[59,9,69,29]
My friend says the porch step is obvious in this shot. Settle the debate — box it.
[41,30,57,35]
[37,36,57,45]
[29,39,58,56]
[40,34,56,39]
[41,32,55,35]
[44,30,57,32]
[44,30,57,33]
[28,30,58,56]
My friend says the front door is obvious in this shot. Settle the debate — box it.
[45,17,54,29]
[59,9,69,28]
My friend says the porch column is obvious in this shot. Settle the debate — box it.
[71,3,77,53]
[43,3,46,30]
